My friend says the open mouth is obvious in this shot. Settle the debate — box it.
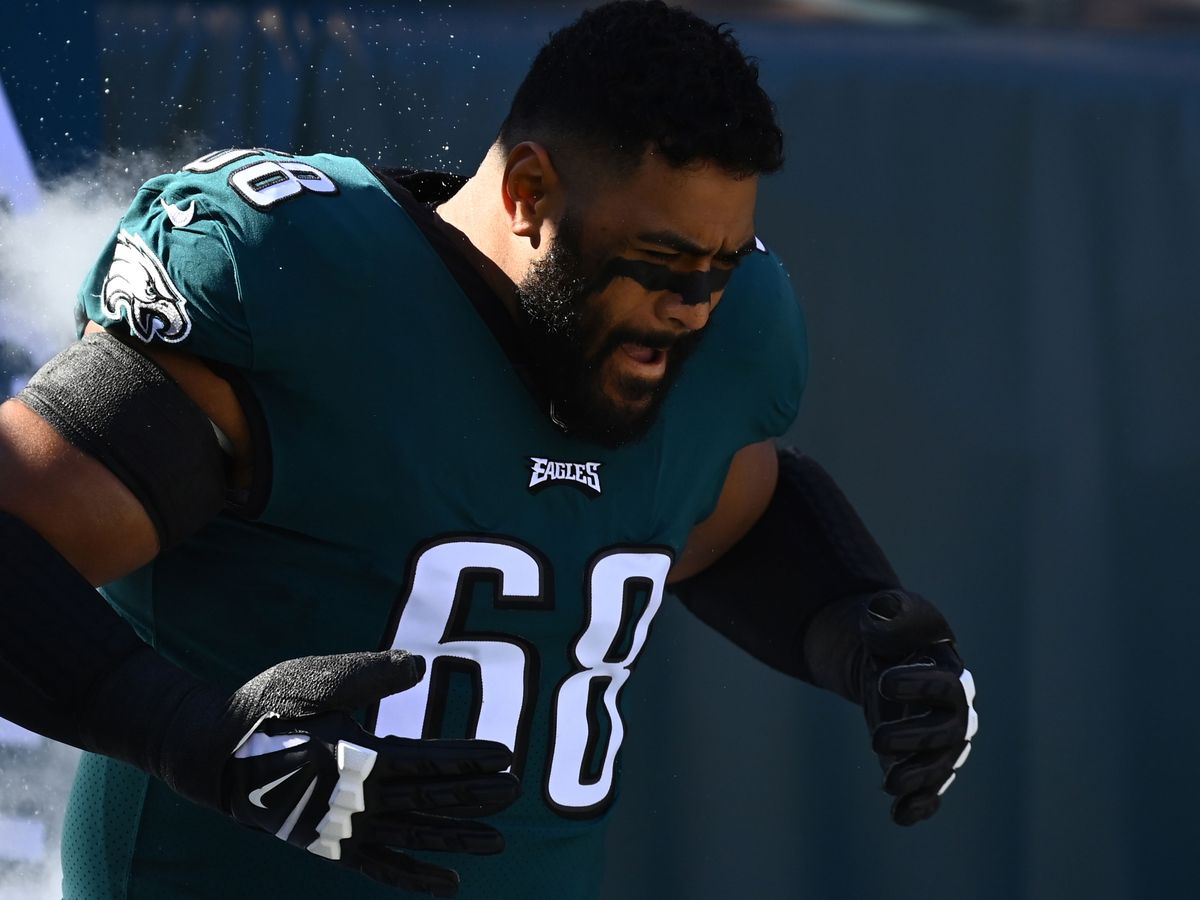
[619,342,668,371]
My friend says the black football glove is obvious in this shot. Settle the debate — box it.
[160,650,519,897]
[859,590,977,826]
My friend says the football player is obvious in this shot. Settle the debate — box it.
[0,2,976,898]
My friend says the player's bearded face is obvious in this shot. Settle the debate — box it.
[516,215,703,448]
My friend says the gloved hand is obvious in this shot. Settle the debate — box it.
[859,590,977,826]
[160,650,519,897]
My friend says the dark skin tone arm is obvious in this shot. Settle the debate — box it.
[0,323,769,587]
[668,439,777,584]
[0,324,252,586]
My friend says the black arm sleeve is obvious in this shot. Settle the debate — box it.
[671,447,899,701]
[0,509,227,804]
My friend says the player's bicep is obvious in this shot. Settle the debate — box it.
[0,396,157,586]
[668,439,779,584]
[0,332,243,586]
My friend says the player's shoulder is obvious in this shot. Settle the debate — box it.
[713,236,807,377]
[722,237,799,318]
[110,147,393,297]
[125,148,383,242]
[671,235,808,442]
[80,148,413,367]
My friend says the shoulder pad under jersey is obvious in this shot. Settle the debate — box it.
[694,238,808,442]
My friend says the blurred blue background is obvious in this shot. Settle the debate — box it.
[2,2,1199,898]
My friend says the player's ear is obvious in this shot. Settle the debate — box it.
[502,142,561,251]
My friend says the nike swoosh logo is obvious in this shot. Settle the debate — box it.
[160,197,196,228]
[249,765,306,809]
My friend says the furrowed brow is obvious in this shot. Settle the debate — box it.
[638,231,758,265]
[637,230,712,257]
[715,240,758,266]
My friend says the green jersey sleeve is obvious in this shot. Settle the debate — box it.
[75,149,405,378]
[75,169,254,369]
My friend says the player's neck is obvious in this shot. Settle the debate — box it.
[434,148,524,323]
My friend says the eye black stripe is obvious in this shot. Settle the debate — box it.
[600,259,731,305]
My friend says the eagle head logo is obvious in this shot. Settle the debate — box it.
[101,229,193,344]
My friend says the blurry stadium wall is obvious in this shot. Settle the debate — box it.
[2,3,1199,899]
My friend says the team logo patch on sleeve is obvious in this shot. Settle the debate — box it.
[528,457,603,495]
[101,229,193,344]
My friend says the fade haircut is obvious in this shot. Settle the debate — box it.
[498,1,784,181]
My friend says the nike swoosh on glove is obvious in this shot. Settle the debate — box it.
[859,590,978,826]
[161,650,519,897]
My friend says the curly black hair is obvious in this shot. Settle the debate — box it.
[498,1,784,180]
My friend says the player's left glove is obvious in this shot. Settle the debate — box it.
[859,589,978,826]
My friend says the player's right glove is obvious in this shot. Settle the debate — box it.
[163,650,520,897]
[859,590,978,826]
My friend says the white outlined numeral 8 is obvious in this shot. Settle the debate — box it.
[546,548,671,815]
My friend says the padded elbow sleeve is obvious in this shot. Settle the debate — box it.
[672,448,899,690]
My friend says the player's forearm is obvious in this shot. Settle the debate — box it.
[0,508,221,791]
[670,447,899,697]
[672,449,978,825]
[0,506,521,887]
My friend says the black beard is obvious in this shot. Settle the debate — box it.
[515,217,703,448]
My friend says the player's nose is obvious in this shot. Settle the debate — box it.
[657,290,715,332]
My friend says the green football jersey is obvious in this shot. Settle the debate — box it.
[63,149,807,899]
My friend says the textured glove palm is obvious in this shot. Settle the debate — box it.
[859,590,978,826]
[161,650,519,897]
